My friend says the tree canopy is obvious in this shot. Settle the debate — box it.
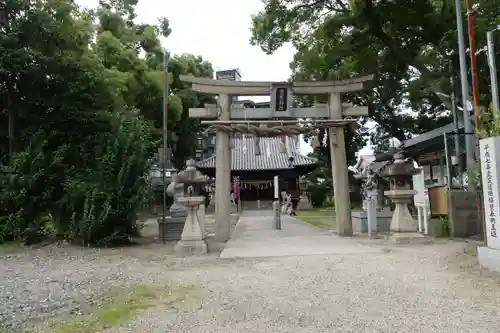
[250,0,500,151]
[0,0,213,245]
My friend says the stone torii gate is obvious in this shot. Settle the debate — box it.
[180,75,373,242]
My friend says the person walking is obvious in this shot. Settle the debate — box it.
[290,189,300,216]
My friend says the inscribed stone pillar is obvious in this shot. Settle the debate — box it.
[215,93,231,242]
[198,203,206,238]
[366,188,378,236]
[328,93,353,236]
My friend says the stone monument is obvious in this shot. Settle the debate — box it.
[173,159,211,255]
[477,137,500,272]
[382,151,429,244]
[297,178,312,210]
[156,169,189,242]
[167,181,187,217]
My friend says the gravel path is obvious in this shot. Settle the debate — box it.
[1,240,500,332]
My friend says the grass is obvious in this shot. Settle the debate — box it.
[0,241,30,254]
[296,207,336,229]
[0,241,25,248]
[36,284,192,333]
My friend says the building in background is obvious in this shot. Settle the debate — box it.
[195,69,316,207]
[215,68,241,81]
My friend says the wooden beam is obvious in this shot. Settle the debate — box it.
[189,105,369,119]
[191,83,270,96]
[293,83,365,94]
[294,75,374,87]
[343,106,369,117]
[180,74,374,96]
[201,119,358,125]
[190,83,367,95]
[181,74,373,86]
[189,106,217,118]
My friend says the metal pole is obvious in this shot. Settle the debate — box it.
[449,66,462,186]
[465,0,481,131]
[273,175,281,229]
[443,133,452,190]
[487,31,500,114]
[454,0,475,190]
[162,50,169,230]
[465,0,486,243]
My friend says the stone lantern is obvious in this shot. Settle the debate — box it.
[382,151,427,242]
[173,159,211,255]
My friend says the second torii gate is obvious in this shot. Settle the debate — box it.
[181,75,373,242]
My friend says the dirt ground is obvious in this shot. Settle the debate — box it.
[1,218,498,333]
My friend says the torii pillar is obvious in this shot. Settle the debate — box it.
[181,75,373,240]
[329,93,351,236]
[215,92,231,242]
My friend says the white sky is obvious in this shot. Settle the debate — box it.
[77,0,373,157]
[77,0,295,85]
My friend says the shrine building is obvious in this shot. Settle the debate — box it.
[196,134,317,205]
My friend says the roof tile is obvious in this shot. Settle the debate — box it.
[197,137,317,171]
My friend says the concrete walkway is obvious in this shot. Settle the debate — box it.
[220,210,380,258]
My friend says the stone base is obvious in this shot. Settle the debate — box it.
[174,239,208,255]
[157,216,186,242]
[478,246,500,273]
[386,232,432,245]
[352,209,392,233]
[206,237,226,254]
[390,202,418,232]
[206,204,215,214]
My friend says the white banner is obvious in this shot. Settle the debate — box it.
[413,172,429,208]
[480,137,500,249]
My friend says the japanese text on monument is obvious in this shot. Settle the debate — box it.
[483,143,498,238]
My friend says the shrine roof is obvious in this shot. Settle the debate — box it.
[196,137,318,171]
[401,121,470,156]
[402,122,458,148]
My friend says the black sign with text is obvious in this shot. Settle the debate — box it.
[275,88,288,111]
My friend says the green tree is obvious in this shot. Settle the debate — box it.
[169,54,215,168]
[93,0,215,168]
[0,0,120,243]
[0,0,215,245]
[93,0,182,148]
[250,0,500,151]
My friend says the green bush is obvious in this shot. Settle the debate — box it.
[308,184,330,208]
[61,112,154,246]
[0,142,68,244]
[0,111,155,247]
